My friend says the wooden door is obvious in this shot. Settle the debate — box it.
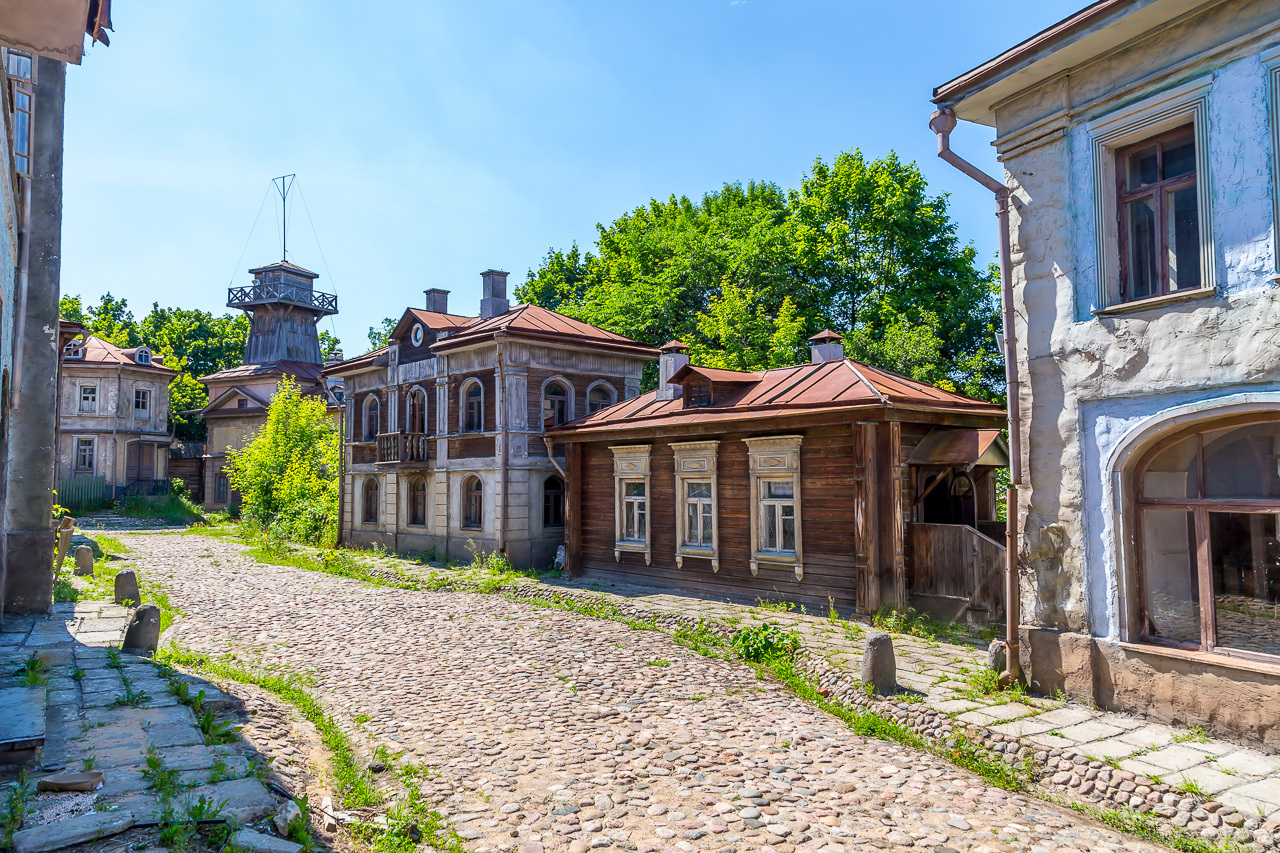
[126,443,153,481]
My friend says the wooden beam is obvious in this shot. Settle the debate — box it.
[565,443,583,577]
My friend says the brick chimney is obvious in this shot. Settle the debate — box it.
[479,270,510,319]
[808,329,844,364]
[656,340,689,401]
[424,288,450,314]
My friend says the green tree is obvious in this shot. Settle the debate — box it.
[59,294,86,324]
[687,282,807,371]
[367,317,397,352]
[226,377,339,546]
[318,330,342,361]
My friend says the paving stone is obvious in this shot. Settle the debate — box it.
[1117,724,1177,749]
[1138,744,1215,772]
[230,829,303,853]
[1163,766,1239,796]
[1077,737,1141,761]
[1229,779,1280,808]
[1025,706,1100,728]
[1054,720,1128,743]
[179,777,277,822]
[986,716,1061,738]
[12,810,134,853]
[1216,750,1280,777]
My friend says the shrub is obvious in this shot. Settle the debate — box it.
[731,622,800,663]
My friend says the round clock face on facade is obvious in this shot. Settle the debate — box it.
[411,324,424,347]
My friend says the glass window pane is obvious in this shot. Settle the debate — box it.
[701,504,713,545]
[1163,138,1196,180]
[685,503,697,545]
[1141,509,1200,644]
[782,516,796,552]
[766,480,793,499]
[764,505,777,550]
[1143,435,1199,499]
[687,482,711,499]
[1210,512,1280,656]
[1167,184,1200,292]
[1203,424,1280,499]
[625,482,645,498]
[1128,146,1159,189]
[637,505,645,537]
[1126,196,1158,299]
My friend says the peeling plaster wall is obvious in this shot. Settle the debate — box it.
[993,0,1280,639]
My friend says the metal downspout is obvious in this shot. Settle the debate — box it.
[496,334,508,556]
[930,107,1023,686]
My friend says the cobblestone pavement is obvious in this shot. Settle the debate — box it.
[126,532,1182,853]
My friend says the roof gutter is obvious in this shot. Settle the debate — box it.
[930,106,1023,687]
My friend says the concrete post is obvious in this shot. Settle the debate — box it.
[2,57,65,614]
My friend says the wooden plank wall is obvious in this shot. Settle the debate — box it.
[574,424,861,611]
[905,522,1005,617]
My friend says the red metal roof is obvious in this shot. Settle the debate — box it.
[432,304,659,357]
[549,358,1005,436]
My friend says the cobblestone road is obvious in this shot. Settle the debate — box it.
[134,532,1171,853]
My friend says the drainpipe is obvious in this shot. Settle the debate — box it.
[930,107,1023,686]
[336,398,345,547]
[496,334,508,556]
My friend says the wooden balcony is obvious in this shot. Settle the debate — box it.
[377,432,432,465]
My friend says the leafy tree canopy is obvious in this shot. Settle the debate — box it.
[517,150,1003,401]
[366,317,397,353]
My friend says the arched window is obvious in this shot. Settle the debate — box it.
[406,387,427,434]
[408,477,427,526]
[543,475,564,528]
[362,477,379,524]
[462,380,484,433]
[362,395,381,442]
[587,382,616,414]
[463,476,483,529]
[543,381,569,429]
[1135,417,1280,659]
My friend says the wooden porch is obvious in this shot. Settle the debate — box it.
[905,521,1006,624]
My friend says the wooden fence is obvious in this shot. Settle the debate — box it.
[56,476,106,510]
[905,522,1005,621]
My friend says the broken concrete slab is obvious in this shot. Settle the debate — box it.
[0,687,45,750]
[178,777,277,822]
[11,809,134,853]
[229,828,303,853]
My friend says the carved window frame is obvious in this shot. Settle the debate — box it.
[1264,47,1280,276]
[405,386,428,434]
[672,440,719,572]
[610,444,651,564]
[541,376,574,431]
[586,380,617,414]
[362,394,381,442]
[77,381,97,414]
[73,435,96,472]
[745,435,804,581]
[460,378,484,434]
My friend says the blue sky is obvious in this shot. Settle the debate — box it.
[61,0,1082,354]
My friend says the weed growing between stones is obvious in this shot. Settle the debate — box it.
[672,621,727,657]
[286,795,316,852]
[957,665,1028,703]
[941,732,1032,792]
[14,654,47,686]
[872,605,996,645]
[1,770,32,847]
[1058,797,1245,853]
[731,623,801,663]
[348,763,465,853]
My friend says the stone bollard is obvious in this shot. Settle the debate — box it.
[861,631,896,694]
[122,604,161,655]
[113,571,141,607]
[987,638,1007,673]
[55,517,75,570]
[73,545,95,577]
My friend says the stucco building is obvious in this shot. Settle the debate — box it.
[56,335,175,496]
[326,270,658,568]
[198,260,339,510]
[934,0,1280,747]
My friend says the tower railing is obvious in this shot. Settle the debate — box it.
[227,282,338,315]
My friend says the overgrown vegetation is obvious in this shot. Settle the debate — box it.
[13,654,47,687]
[1060,798,1246,853]
[1,770,32,848]
[872,604,996,644]
[226,379,340,546]
[116,480,204,525]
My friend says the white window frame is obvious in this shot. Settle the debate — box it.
[405,475,429,527]
[133,387,151,420]
[1264,47,1280,276]
[672,440,719,571]
[77,382,97,413]
[541,375,574,431]
[1088,76,1215,313]
[586,380,617,415]
[460,378,485,434]
[134,346,152,365]
[745,435,804,580]
[610,444,652,564]
[73,436,96,473]
[362,393,381,442]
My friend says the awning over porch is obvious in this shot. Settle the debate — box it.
[906,428,1008,468]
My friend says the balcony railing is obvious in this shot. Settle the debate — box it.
[377,432,431,464]
[227,282,338,315]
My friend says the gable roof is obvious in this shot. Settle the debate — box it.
[389,307,474,341]
[62,335,177,375]
[431,304,659,358]
[199,360,325,384]
[322,346,388,377]
[548,357,1005,437]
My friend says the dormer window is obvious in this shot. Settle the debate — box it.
[64,345,84,360]
[237,398,248,409]
[135,348,152,365]
[685,383,711,408]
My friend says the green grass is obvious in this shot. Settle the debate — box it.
[116,492,204,526]
[1059,798,1247,853]
[1173,726,1210,744]
[14,654,47,686]
[872,605,997,645]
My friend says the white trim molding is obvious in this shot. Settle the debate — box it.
[744,435,804,581]
[609,444,652,565]
[1088,76,1215,310]
[459,377,485,434]
[585,380,618,414]
[671,440,720,572]
[540,375,575,431]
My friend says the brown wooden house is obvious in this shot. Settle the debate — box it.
[548,334,1010,618]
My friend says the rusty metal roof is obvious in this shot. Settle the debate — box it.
[550,358,1005,436]
[432,304,659,357]
[62,335,177,375]
[906,428,1008,467]
[199,360,325,383]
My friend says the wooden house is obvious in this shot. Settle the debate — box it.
[548,334,1009,617]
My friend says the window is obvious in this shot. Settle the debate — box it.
[408,477,427,526]
[672,440,719,570]
[463,476,483,529]
[686,383,711,408]
[462,380,483,433]
[133,389,150,419]
[74,438,95,472]
[610,444,652,564]
[745,435,804,580]
[215,473,229,503]
[411,323,424,347]
[8,51,32,176]
[362,477,378,524]
[406,388,427,434]
[543,381,569,429]
[363,395,380,442]
[1117,128,1200,302]
[1135,418,1280,660]
[237,398,248,409]
[543,475,564,528]
[587,383,616,414]
[135,348,151,365]
[79,384,97,413]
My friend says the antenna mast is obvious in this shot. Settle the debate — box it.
[273,174,296,261]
